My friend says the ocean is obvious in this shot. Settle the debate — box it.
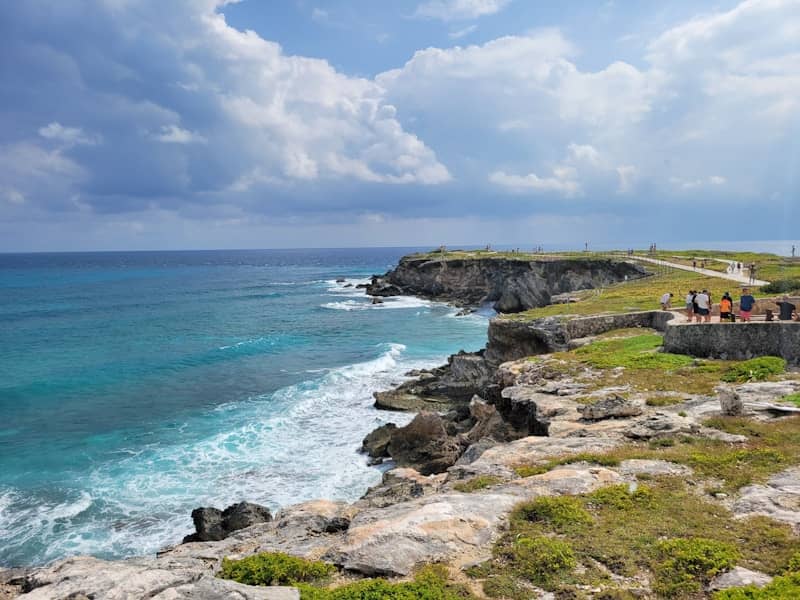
[0,248,491,567]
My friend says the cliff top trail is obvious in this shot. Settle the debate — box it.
[629,255,770,286]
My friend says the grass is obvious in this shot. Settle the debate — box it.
[218,552,335,586]
[452,475,503,492]
[784,393,800,407]
[471,477,799,598]
[720,357,787,383]
[646,394,688,407]
[514,416,800,493]
[573,334,694,370]
[647,250,800,283]
[506,268,738,320]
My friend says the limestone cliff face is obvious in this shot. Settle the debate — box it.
[368,256,648,313]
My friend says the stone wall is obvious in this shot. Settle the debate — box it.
[663,322,800,365]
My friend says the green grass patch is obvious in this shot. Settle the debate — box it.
[472,478,798,598]
[646,394,688,407]
[721,357,787,383]
[218,552,335,586]
[782,392,800,407]
[513,496,592,531]
[514,452,621,478]
[654,538,739,597]
[452,475,503,492]
[573,334,693,371]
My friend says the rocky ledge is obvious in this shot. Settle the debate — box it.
[366,254,647,312]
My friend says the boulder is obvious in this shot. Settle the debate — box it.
[465,396,512,443]
[360,423,397,460]
[718,387,744,416]
[579,395,643,421]
[708,567,772,592]
[387,412,465,475]
[371,296,384,304]
[183,501,272,543]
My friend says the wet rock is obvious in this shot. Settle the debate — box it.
[373,389,454,412]
[183,501,272,543]
[387,412,466,475]
[360,423,397,460]
[371,296,383,304]
[708,566,772,592]
[579,395,643,421]
[335,277,346,283]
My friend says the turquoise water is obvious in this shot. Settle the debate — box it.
[0,249,490,566]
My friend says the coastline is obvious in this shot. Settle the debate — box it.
[5,250,800,599]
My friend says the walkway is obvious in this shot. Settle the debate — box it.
[630,255,770,286]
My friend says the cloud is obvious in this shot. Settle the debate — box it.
[670,175,727,190]
[414,0,512,21]
[152,125,207,144]
[449,25,477,39]
[38,122,100,146]
[489,167,580,196]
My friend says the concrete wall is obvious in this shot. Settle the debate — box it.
[663,321,800,364]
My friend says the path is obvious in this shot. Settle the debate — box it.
[630,255,770,286]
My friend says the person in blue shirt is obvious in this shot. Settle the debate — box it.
[739,288,755,322]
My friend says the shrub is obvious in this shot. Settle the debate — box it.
[511,536,576,585]
[514,496,592,530]
[721,357,786,383]
[760,279,800,294]
[654,538,739,597]
[587,484,653,510]
[218,552,335,586]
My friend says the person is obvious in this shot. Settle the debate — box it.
[776,296,797,321]
[694,289,711,323]
[692,260,697,270]
[719,292,733,322]
[685,290,695,319]
[660,292,673,310]
[739,287,755,322]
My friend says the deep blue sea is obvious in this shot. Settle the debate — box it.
[0,248,491,567]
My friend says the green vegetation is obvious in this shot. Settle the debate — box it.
[647,250,800,283]
[452,475,503,492]
[761,278,800,294]
[573,333,694,370]
[654,538,739,597]
[784,392,800,407]
[720,357,786,383]
[471,478,798,598]
[218,552,335,586]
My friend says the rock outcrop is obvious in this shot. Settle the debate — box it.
[367,256,647,312]
[183,502,273,543]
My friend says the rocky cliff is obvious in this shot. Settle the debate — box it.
[367,255,648,312]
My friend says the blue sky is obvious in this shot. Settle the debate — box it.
[0,0,797,251]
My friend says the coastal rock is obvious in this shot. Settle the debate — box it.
[718,387,744,416]
[370,256,646,312]
[579,395,643,421]
[371,296,383,304]
[16,556,299,600]
[183,501,272,543]
[465,396,513,443]
[373,389,453,412]
[623,413,698,440]
[732,466,800,527]
[358,468,446,509]
[708,567,772,592]
[360,423,397,460]
[387,412,466,475]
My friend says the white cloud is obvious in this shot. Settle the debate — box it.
[153,125,207,144]
[311,8,328,23]
[670,175,728,190]
[449,24,477,39]
[489,167,580,196]
[414,0,512,21]
[38,122,100,146]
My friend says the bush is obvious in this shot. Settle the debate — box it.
[760,279,800,294]
[721,357,786,383]
[587,484,653,510]
[453,475,503,492]
[511,536,576,585]
[654,538,739,597]
[218,552,335,586]
[514,496,592,530]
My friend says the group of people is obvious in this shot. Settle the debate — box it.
[661,288,799,322]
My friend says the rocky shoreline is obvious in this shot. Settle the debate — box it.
[4,253,800,599]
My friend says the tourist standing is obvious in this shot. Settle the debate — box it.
[685,290,695,320]
[776,296,797,321]
[719,293,733,322]
[739,288,755,322]
[694,289,711,323]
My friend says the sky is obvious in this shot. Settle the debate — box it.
[0,0,798,252]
